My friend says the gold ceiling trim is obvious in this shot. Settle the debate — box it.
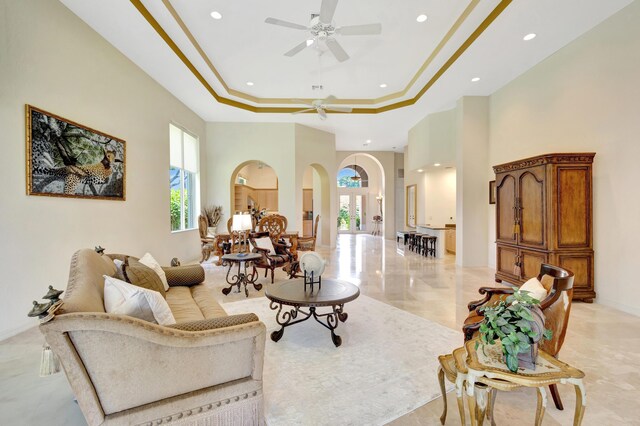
[162,0,480,105]
[130,0,512,114]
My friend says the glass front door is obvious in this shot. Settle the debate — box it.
[338,193,366,233]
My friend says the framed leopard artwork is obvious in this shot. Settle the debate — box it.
[26,105,126,200]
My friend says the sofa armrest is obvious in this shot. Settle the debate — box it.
[168,313,259,331]
[162,264,205,287]
[40,312,265,425]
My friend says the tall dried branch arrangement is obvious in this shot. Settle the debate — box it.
[202,205,223,227]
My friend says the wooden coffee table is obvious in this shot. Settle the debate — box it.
[265,278,360,347]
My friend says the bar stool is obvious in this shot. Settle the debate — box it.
[414,234,425,254]
[421,235,430,256]
[424,235,437,257]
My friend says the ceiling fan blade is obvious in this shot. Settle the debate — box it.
[326,38,349,62]
[265,17,308,30]
[291,99,314,106]
[319,0,339,23]
[292,108,316,115]
[317,108,327,120]
[323,95,337,104]
[284,40,309,57]
[337,23,382,36]
[325,105,353,113]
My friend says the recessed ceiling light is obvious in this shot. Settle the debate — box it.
[379,83,387,88]
[246,81,254,86]
[434,163,441,167]
[210,11,222,20]
[365,139,372,144]
[306,39,314,46]
[471,77,480,82]
[523,33,536,41]
[417,169,424,173]
[416,14,428,23]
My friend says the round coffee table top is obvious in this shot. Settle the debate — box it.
[222,253,262,262]
[265,278,360,307]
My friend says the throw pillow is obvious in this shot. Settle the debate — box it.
[103,275,175,325]
[252,237,276,254]
[122,258,166,298]
[139,252,169,291]
[113,259,125,281]
[520,277,548,302]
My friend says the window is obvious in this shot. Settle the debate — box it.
[170,124,199,231]
[337,165,369,188]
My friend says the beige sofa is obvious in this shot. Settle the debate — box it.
[39,249,266,426]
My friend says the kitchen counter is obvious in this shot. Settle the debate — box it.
[415,224,456,258]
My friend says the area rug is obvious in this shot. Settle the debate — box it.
[222,295,461,425]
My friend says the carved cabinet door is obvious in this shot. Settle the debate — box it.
[495,172,517,245]
[518,166,546,249]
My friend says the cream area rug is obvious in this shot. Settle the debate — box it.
[222,295,461,425]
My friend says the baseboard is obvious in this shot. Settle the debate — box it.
[0,320,36,342]
[596,297,640,317]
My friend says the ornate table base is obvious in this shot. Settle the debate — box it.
[269,301,349,347]
[221,255,262,297]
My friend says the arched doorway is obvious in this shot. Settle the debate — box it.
[301,163,331,246]
[229,161,279,221]
[337,154,385,235]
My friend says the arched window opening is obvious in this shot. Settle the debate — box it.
[337,165,368,188]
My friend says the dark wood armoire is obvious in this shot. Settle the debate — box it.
[494,153,595,302]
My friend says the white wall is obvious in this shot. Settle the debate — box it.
[0,0,206,339]
[424,168,457,226]
[487,1,640,315]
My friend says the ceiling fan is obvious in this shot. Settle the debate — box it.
[265,0,382,62]
[292,95,352,120]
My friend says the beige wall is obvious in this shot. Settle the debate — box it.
[407,109,456,171]
[336,151,396,239]
[0,0,206,339]
[205,123,336,247]
[294,124,337,247]
[488,2,640,315]
[424,168,457,226]
[456,97,490,267]
[237,163,278,189]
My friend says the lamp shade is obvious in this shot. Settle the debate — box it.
[232,213,252,231]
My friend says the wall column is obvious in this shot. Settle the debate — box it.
[456,97,490,267]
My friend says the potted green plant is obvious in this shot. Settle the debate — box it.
[477,289,553,372]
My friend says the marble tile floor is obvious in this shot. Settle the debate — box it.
[1,234,639,425]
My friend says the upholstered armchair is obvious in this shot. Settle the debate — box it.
[462,263,575,410]
[248,231,294,283]
[297,215,320,252]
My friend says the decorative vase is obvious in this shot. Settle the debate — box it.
[516,305,546,370]
[207,226,217,237]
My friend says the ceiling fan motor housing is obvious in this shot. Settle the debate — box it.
[310,15,335,40]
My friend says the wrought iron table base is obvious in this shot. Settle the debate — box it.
[269,301,349,347]
[222,259,262,297]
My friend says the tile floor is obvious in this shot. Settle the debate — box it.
[1,234,639,425]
